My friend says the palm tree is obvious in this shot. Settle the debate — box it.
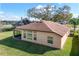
[69,18,79,34]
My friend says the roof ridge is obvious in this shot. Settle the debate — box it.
[42,21,62,36]
[54,22,69,29]
[43,21,53,31]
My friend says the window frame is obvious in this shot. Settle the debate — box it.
[23,31,26,38]
[33,32,37,40]
[47,37,53,44]
[27,31,32,40]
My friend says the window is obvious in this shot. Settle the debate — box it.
[47,37,53,44]
[23,32,26,38]
[33,32,37,40]
[27,31,32,40]
[34,37,37,40]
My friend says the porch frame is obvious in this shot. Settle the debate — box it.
[13,29,22,40]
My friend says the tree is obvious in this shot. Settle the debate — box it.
[53,5,72,22]
[12,17,31,27]
[27,5,72,22]
[69,18,79,33]
[27,4,54,21]
[22,17,31,25]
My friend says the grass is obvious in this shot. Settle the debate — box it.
[0,31,77,56]
[70,32,79,56]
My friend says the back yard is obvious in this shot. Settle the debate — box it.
[0,31,79,56]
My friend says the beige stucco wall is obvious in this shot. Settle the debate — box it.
[60,31,70,49]
[21,30,62,49]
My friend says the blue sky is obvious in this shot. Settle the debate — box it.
[0,3,79,21]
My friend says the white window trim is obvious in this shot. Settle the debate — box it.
[26,31,32,40]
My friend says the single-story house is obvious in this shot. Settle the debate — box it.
[13,20,70,49]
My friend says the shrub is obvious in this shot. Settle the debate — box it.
[2,27,14,32]
[0,25,14,32]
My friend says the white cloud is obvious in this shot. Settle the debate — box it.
[0,11,22,21]
[5,16,21,21]
[0,14,21,21]
[0,11,4,14]
[52,5,55,8]
[29,17,41,21]
[36,5,44,9]
[12,16,20,19]
[0,15,4,18]
[73,14,79,18]
[58,3,63,5]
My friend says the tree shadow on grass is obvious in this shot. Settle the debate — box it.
[0,36,58,55]
[70,35,79,56]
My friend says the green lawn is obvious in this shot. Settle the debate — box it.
[0,31,77,56]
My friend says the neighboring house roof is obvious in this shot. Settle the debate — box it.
[16,20,70,37]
